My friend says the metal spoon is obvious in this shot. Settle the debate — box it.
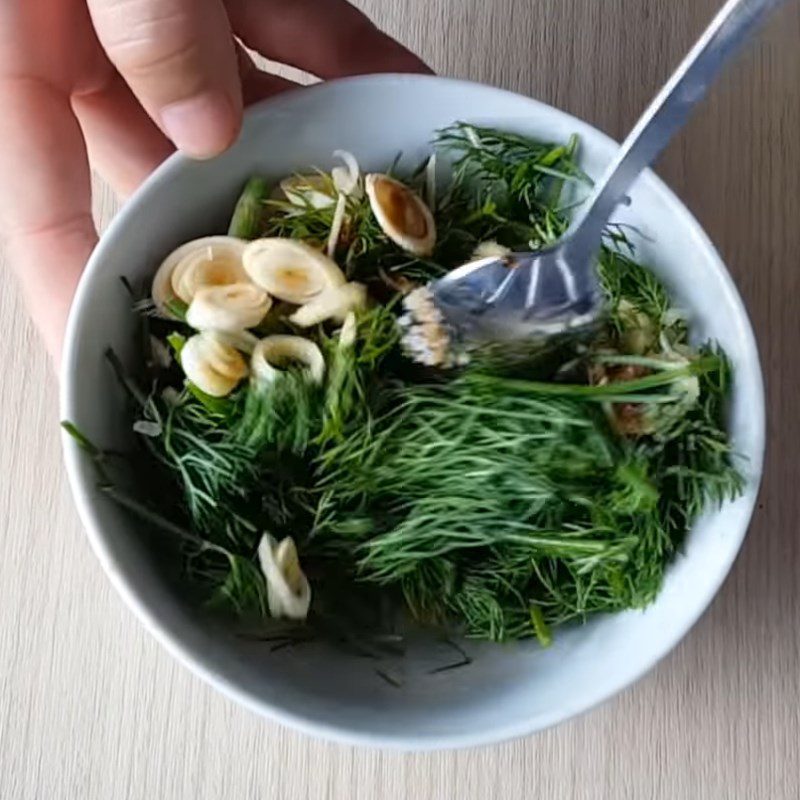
[429,0,788,343]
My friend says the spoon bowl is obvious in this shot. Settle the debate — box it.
[431,246,601,342]
[430,0,786,344]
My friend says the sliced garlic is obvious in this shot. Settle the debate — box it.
[257,534,311,621]
[151,236,249,316]
[243,238,345,305]
[186,283,271,333]
[289,282,367,328]
[472,240,512,260]
[251,335,325,386]
[365,174,436,257]
[181,331,249,397]
[280,174,336,209]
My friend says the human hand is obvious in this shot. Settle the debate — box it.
[0,0,428,365]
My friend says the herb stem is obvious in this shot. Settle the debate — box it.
[468,356,720,400]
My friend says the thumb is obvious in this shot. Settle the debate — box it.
[88,0,242,158]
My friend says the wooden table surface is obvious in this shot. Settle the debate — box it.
[2,1,799,798]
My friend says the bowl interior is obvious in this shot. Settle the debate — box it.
[61,75,764,750]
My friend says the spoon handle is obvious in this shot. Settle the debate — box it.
[568,0,787,254]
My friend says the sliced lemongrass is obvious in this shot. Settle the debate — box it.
[424,153,437,211]
[289,282,367,328]
[257,534,312,621]
[133,420,162,438]
[331,149,361,196]
[186,282,271,333]
[152,258,180,318]
[149,335,172,369]
[180,331,249,397]
[338,311,358,348]
[365,174,436,257]
[472,240,512,260]
[228,176,269,239]
[161,387,181,406]
[251,335,325,386]
[151,236,249,316]
[212,329,259,354]
[171,242,249,304]
[243,238,345,305]
[279,174,336,209]
[326,191,348,258]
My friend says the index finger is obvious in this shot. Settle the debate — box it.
[88,0,242,158]
[0,77,96,364]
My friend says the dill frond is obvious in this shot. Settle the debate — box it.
[64,123,744,648]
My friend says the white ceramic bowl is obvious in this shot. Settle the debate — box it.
[60,75,765,750]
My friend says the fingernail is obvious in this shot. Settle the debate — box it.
[161,91,238,159]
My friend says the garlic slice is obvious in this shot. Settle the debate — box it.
[251,335,325,386]
[257,534,312,621]
[365,174,436,257]
[186,283,272,333]
[289,282,367,328]
[152,236,249,315]
[243,238,345,305]
[180,331,249,397]
[280,174,336,209]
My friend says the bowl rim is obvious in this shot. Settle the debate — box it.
[60,73,766,751]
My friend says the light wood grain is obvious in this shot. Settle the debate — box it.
[1,1,799,798]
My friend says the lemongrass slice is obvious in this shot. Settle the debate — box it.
[472,240,512,260]
[151,236,249,316]
[326,150,363,256]
[257,534,312,620]
[213,329,259,354]
[228,176,269,239]
[251,335,325,386]
[365,174,436,257]
[289,282,367,328]
[171,239,249,304]
[152,258,181,318]
[338,311,358,348]
[326,191,348,258]
[243,239,345,305]
[331,150,361,196]
[279,174,336,209]
[186,282,271,333]
[424,153,437,211]
[180,331,249,397]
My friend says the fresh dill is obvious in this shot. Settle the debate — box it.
[311,350,740,640]
[64,122,744,648]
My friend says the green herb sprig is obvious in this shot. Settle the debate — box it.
[64,123,744,650]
